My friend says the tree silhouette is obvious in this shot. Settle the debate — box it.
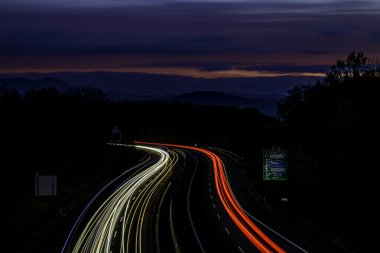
[325,51,380,83]
[276,52,379,251]
[0,85,19,109]
[278,52,380,123]
[64,86,106,102]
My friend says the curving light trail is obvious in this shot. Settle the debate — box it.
[136,141,286,253]
[63,144,177,253]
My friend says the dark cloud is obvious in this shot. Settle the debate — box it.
[0,0,380,72]
[368,29,380,43]
[240,65,330,74]
[2,1,380,11]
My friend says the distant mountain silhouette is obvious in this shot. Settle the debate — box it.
[106,91,163,101]
[0,77,70,92]
[225,92,284,101]
[105,90,280,116]
[0,71,320,95]
[168,91,281,116]
[0,76,281,116]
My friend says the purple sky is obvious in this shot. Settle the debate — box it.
[1,0,380,93]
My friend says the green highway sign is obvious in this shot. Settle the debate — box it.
[263,147,288,180]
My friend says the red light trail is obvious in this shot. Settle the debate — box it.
[135,141,286,253]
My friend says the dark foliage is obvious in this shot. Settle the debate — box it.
[2,52,375,252]
[0,84,275,252]
[277,52,379,251]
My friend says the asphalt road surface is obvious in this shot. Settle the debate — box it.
[62,142,308,253]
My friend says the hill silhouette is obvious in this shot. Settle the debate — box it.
[169,90,279,116]
[1,77,280,117]
[0,77,70,92]
[276,52,378,252]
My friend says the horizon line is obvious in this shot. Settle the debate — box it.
[0,66,325,79]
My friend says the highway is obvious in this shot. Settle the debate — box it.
[62,142,308,253]
[136,142,308,253]
[61,144,177,253]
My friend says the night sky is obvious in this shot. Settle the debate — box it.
[1,0,380,94]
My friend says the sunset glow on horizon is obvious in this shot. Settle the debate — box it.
[0,66,325,79]
[1,0,379,93]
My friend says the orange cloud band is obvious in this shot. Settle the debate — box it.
[0,66,324,79]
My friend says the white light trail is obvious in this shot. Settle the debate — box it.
[65,144,176,253]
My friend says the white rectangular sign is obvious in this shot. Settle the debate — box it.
[35,174,57,196]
